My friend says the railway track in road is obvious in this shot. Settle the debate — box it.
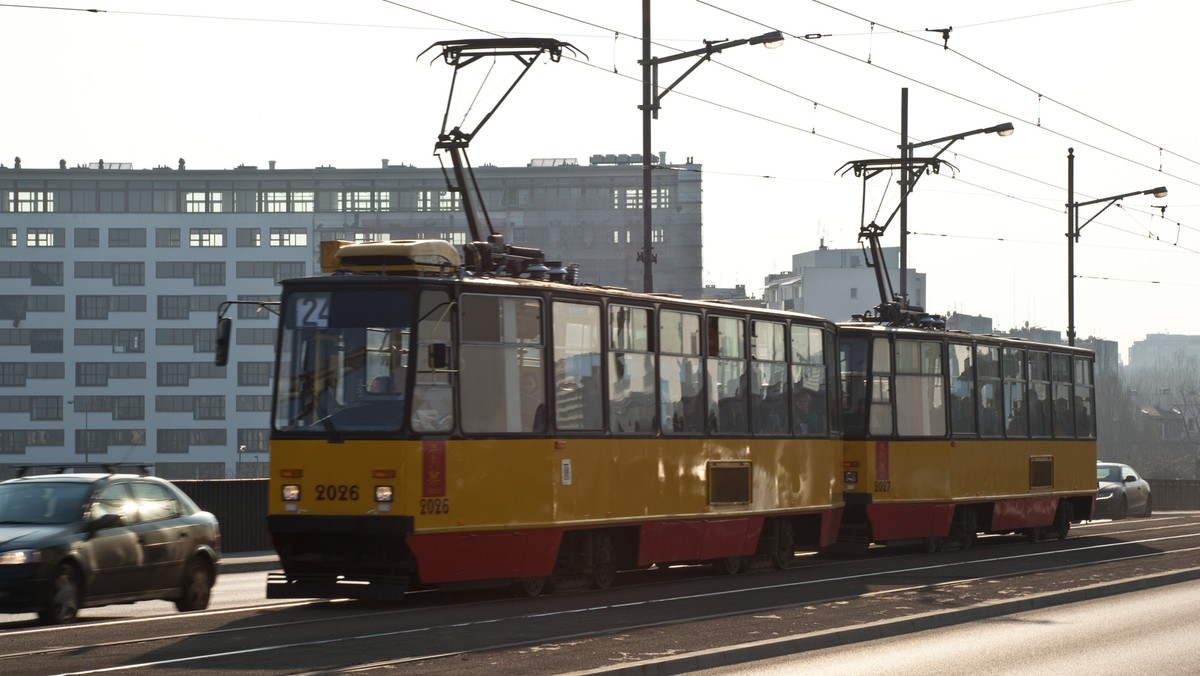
[0,514,1197,675]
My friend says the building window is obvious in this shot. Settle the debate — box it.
[261,192,289,212]
[109,228,147,247]
[77,362,109,387]
[113,396,145,420]
[156,228,181,248]
[157,296,191,320]
[8,191,53,213]
[195,396,225,420]
[76,228,100,247]
[236,228,260,247]
[113,262,145,286]
[0,228,15,247]
[292,191,314,212]
[188,229,226,247]
[337,191,373,212]
[77,296,110,320]
[157,362,191,386]
[26,228,62,247]
[194,262,225,286]
[237,362,272,387]
[269,228,308,247]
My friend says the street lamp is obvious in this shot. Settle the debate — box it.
[1065,147,1166,346]
[640,0,783,293]
[898,88,1013,305]
[840,88,1012,315]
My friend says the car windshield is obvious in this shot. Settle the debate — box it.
[0,482,91,525]
[1097,465,1124,483]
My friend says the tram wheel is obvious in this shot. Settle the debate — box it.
[773,520,796,569]
[1026,527,1045,543]
[720,556,745,576]
[591,532,617,590]
[955,508,978,551]
[1054,501,1073,540]
[513,576,550,598]
[923,536,943,553]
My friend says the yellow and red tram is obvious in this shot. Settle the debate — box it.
[836,321,1096,551]
[256,239,845,598]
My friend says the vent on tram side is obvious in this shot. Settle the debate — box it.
[1029,456,1054,490]
[708,461,752,505]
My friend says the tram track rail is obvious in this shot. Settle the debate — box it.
[0,514,1196,675]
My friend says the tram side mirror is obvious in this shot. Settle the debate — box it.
[215,317,232,367]
[429,343,450,370]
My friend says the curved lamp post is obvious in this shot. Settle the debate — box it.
[640,0,783,293]
[1065,147,1166,346]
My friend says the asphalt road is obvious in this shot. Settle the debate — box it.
[0,514,1197,675]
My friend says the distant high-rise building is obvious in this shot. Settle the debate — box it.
[0,155,703,477]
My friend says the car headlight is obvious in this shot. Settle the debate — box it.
[0,549,42,566]
[1097,487,1116,498]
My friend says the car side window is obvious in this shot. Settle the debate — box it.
[91,483,137,524]
[131,481,182,522]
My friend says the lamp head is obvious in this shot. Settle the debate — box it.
[1149,187,1168,199]
[750,30,785,48]
[990,122,1015,137]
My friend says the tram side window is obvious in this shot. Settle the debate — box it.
[411,289,454,433]
[869,337,893,436]
[1028,352,1051,437]
[609,305,656,435]
[1003,348,1028,437]
[949,343,976,435]
[977,345,1002,437]
[707,315,747,434]
[838,337,869,437]
[895,339,946,437]
[553,301,602,431]
[1051,353,1075,438]
[459,294,545,434]
[791,324,828,436]
[660,310,703,434]
[1074,356,1095,438]
[751,321,788,434]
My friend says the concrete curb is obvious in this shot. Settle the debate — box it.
[568,566,1200,675]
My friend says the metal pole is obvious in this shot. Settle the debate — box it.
[898,88,909,307]
[641,0,654,293]
[1067,147,1076,347]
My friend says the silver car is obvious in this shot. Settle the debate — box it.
[1095,462,1152,520]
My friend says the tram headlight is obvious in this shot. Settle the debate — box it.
[281,484,301,502]
[375,485,394,502]
[844,471,859,484]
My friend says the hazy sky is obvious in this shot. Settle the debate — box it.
[4,1,1196,360]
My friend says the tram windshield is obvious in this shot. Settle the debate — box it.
[274,287,414,433]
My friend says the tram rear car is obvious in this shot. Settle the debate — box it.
[836,322,1096,551]
[262,240,845,598]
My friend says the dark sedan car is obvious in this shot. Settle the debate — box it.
[0,472,221,624]
[1095,462,1153,520]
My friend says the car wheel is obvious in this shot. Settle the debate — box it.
[1142,496,1153,517]
[1116,495,1128,520]
[174,557,212,612]
[39,563,81,625]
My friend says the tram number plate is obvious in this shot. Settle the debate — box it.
[314,485,360,501]
[874,481,891,493]
[420,498,450,515]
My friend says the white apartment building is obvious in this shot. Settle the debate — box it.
[762,242,925,321]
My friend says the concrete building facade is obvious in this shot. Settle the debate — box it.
[762,242,925,321]
[0,155,703,477]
